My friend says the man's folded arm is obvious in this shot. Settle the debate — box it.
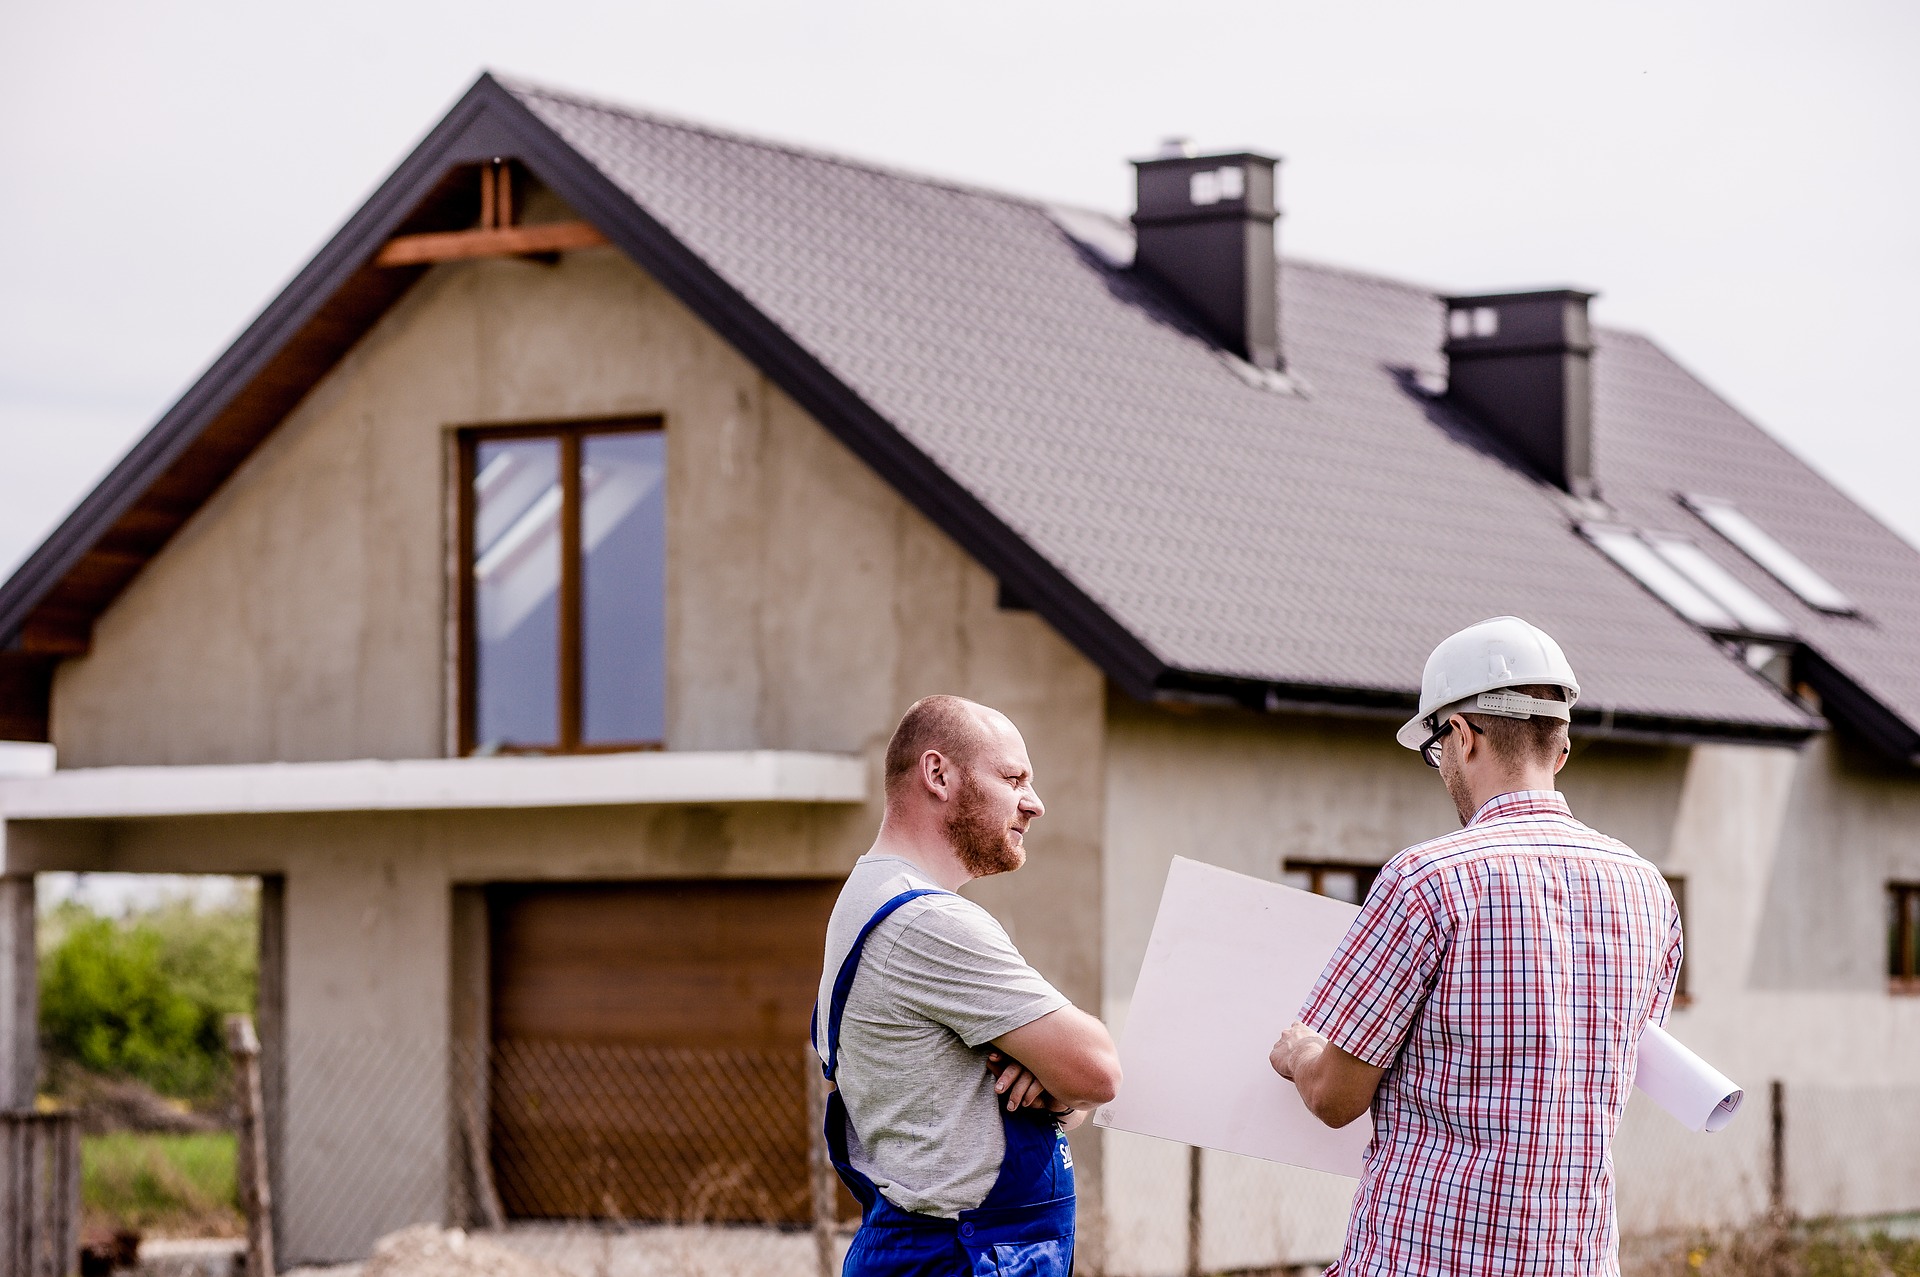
[993,1006,1123,1110]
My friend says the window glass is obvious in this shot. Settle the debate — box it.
[1664,874,1690,1004]
[1682,495,1856,615]
[1891,883,1920,985]
[581,431,667,744]
[1581,525,1737,631]
[473,438,561,750]
[1646,537,1793,637]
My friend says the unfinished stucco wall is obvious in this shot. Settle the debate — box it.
[1616,736,1920,1229]
[44,232,1108,985]
[1097,700,1775,1274]
[1101,708,1920,1273]
[37,238,1108,1257]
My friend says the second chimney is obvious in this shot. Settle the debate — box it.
[1443,288,1597,498]
[1132,149,1282,371]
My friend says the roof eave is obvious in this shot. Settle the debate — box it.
[1150,668,1824,750]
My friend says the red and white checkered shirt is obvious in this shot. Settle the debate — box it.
[1300,790,1683,1277]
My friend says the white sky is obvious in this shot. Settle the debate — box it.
[2,0,1916,580]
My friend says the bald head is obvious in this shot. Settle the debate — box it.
[884,695,1001,798]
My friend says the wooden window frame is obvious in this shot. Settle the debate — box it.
[1664,874,1692,1009]
[1280,859,1382,906]
[456,416,665,757]
[1891,881,1920,996]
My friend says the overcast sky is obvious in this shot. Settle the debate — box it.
[3,0,1916,581]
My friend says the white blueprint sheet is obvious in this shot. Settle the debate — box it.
[1095,857,1742,1177]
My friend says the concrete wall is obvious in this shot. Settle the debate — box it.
[32,230,1109,1260]
[1098,699,1920,1274]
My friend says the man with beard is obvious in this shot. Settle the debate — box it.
[814,695,1121,1277]
[1269,617,1683,1277]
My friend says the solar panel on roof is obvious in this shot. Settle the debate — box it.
[1681,495,1856,615]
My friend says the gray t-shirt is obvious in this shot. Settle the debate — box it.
[815,853,1068,1217]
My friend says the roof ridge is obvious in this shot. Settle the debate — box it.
[492,71,1060,214]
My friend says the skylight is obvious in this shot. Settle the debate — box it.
[1680,494,1856,615]
[1579,525,1794,638]
[1644,535,1793,636]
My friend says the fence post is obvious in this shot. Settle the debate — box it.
[1186,1144,1203,1277]
[806,1052,837,1277]
[228,1015,276,1277]
[0,1113,79,1277]
[1768,1078,1786,1220]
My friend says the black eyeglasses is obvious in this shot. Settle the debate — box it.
[1418,716,1484,769]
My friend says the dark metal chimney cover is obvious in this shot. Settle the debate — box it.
[1132,150,1283,371]
[1443,288,1597,498]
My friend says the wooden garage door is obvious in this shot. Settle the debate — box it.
[488,880,839,1223]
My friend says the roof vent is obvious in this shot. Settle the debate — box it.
[1443,288,1596,498]
[1132,149,1282,371]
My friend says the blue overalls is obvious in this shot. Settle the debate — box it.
[817,888,1076,1277]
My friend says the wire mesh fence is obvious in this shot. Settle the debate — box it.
[244,1034,1920,1277]
[271,1035,853,1275]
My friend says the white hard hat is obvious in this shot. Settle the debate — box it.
[1396,616,1581,749]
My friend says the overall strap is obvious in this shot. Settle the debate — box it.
[820,887,947,1081]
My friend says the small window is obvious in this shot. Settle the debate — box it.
[1188,166,1244,205]
[1680,495,1856,615]
[1446,306,1500,340]
[1890,882,1920,993]
[1664,874,1691,1008]
[460,420,665,755]
[1280,860,1381,906]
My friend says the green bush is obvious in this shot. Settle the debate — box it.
[82,1131,242,1237]
[40,898,257,1102]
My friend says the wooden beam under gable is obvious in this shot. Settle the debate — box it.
[375,220,608,267]
[376,157,605,267]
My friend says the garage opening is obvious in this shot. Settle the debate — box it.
[483,879,842,1224]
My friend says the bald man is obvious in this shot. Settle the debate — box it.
[813,695,1121,1277]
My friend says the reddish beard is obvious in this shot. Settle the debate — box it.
[944,772,1025,877]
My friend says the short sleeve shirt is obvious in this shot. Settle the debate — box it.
[1299,791,1684,1277]
[817,854,1068,1217]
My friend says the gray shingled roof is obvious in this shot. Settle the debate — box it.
[510,81,1858,737]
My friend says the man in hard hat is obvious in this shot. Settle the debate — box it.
[815,695,1121,1277]
[1269,616,1684,1277]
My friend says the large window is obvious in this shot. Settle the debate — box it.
[459,420,665,755]
[1891,882,1920,993]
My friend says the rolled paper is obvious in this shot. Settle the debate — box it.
[1636,1023,1743,1133]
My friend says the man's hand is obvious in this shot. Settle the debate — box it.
[1269,1021,1319,1081]
[992,1005,1122,1111]
[985,1050,1051,1112]
[1270,1020,1386,1129]
[986,1050,1088,1128]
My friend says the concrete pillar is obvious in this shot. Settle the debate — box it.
[0,876,37,1110]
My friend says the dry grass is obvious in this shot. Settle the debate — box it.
[81,1131,243,1238]
[1626,1217,1920,1277]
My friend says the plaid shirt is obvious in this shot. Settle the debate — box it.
[1300,790,1683,1277]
